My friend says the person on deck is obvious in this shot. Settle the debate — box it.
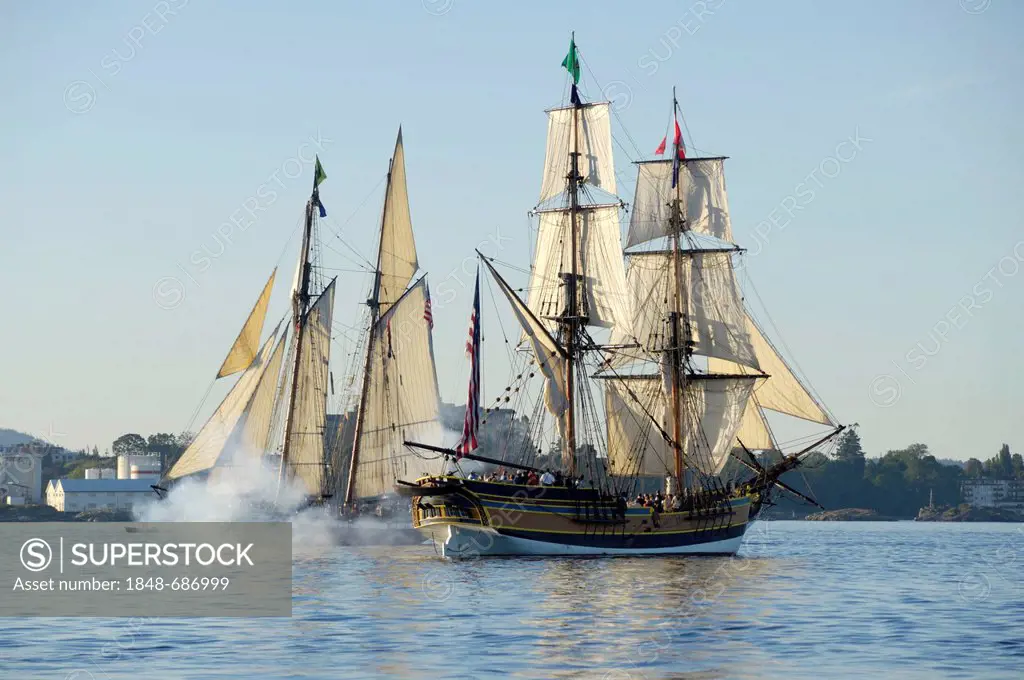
[539,470,556,485]
[527,470,540,485]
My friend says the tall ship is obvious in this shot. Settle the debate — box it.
[156,131,446,532]
[398,37,844,557]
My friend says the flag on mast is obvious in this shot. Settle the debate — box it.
[455,270,482,457]
[561,35,582,106]
[313,155,328,217]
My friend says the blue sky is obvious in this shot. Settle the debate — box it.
[1,0,1021,460]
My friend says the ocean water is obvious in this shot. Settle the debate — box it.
[3,521,1022,680]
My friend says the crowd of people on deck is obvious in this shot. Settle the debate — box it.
[465,468,587,489]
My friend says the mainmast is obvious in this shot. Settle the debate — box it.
[562,33,582,478]
[343,154,393,505]
[667,88,688,490]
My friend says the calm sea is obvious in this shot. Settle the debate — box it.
[3,521,1022,679]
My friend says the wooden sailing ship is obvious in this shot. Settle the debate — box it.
[157,132,445,534]
[398,37,844,557]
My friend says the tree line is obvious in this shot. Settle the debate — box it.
[766,431,1020,518]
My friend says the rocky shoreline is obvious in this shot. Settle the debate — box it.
[915,504,1023,522]
[0,505,133,522]
[804,508,901,521]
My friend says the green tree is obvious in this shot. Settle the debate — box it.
[1011,453,1024,479]
[964,458,984,478]
[112,433,146,457]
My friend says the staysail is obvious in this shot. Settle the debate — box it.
[216,269,276,378]
[708,314,834,427]
[166,329,281,480]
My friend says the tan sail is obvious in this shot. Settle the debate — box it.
[348,278,445,498]
[167,330,279,480]
[377,129,419,315]
[282,280,335,496]
[216,269,276,378]
[232,332,288,459]
[708,314,833,426]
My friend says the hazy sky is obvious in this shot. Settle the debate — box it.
[1,0,1021,461]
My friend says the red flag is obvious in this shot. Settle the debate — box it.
[654,136,667,155]
[673,120,686,159]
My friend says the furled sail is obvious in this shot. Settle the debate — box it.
[612,251,758,369]
[282,280,336,497]
[527,206,631,331]
[539,102,616,203]
[216,269,276,378]
[484,258,569,419]
[376,130,419,314]
[348,278,445,499]
[605,375,757,477]
[708,314,833,426]
[167,330,280,480]
[625,159,733,248]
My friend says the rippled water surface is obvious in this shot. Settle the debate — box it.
[4,521,1023,679]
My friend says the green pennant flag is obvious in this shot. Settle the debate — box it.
[314,156,327,187]
[561,37,580,85]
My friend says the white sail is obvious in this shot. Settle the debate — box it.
[605,375,757,477]
[349,278,445,499]
[377,129,419,314]
[625,158,734,248]
[167,331,279,480]
[283,280,335,496]
[539,102,616,204]
[606,377,671,477]
[612,251,758,369]
[217,269,276,378]
[527,206,631,332]
[708,314,833,426]
[484,258,569,419]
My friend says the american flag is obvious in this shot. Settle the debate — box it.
[455,271,481,457]
[423,284,433,330]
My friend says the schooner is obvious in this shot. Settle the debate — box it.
[157,131,446,519]
[399,37,844,557]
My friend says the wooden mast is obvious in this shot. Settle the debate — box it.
[562,32,580,478]
[344,146,395,505]
[278,190,316,496]
[668,87,688,493]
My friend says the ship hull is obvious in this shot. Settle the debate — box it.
[408,477,753,559]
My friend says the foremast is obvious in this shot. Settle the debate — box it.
[278,164,333,501]
[561,32,582,478]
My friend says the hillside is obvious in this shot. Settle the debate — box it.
[0,428,39,447]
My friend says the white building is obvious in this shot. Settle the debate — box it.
[962,478,1024,513]
[45,479,155,513]
[0,451,43,503]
